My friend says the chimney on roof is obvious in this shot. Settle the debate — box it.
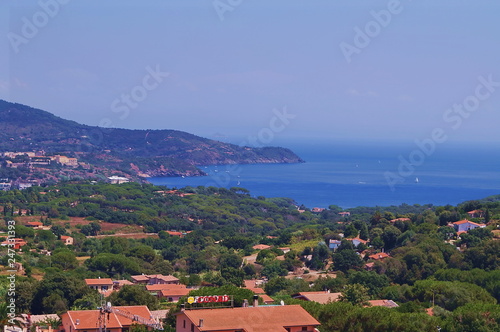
[180,304,185,312]
[253,295,259,307]
[243,299,249,307]
[198,319,204,327]
[75,319,80,326]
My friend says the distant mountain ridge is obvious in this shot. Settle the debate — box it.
[0,100,303,178]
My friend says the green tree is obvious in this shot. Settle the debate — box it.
[381,225,402,250]
[51,225,67,238]
[0,302,23,330]
[264,277,292,296]
[348,271,389,297]
[359,223,370,240]
[32,273,90,314]
[107,285,159,310]
[86,253,142,276]
[51,249,79,270]
[344,224,358,238]
[339,284,370,306]
[332,249,364,273]
[441,302,500,332]
[72,292,101,310]
[13,278,39,313]
[37,229,56,242]
[220,267,244,287]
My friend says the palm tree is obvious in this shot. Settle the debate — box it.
[0,302,23,331]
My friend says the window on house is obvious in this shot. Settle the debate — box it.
[183,320,186,328]
[191,323,194,332]
[302,327,308,331]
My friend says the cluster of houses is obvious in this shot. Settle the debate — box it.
[0,178,41,191]
[0,151,90,190]
[25,274,321,332]
[0,221,74,252]
[1,151,80,168]
[84,274,186,301]
[19,303,321,332]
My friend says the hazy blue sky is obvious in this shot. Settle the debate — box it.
[1,0,499,146]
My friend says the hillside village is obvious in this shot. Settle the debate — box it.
[0,151,136,190]
[0,181,499,331]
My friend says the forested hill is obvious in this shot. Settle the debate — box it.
[0,100,303,177]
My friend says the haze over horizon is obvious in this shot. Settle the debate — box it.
[1,0,499,146]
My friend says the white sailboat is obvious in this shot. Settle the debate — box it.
[415,177,419,183]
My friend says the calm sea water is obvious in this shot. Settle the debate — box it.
[149,141,500,208]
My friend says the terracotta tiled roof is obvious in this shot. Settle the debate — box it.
[157,275,180,282]
[368,252,390,260]
[346,237,368,244]
[453,219,483,226]
[114,280,133,286]
[246,287,266,294]
[131,275,150,282]
[85,278,113,286]
[367,300,399,308]
[243,279,263,289]
[292,291,342,304]
[258,294,275,304]
[159,288,190,297]
[131,274,179,283]
[146,284,187,292]
[62,310,115,330]
[178,305,319,332]
[62,306,155,330]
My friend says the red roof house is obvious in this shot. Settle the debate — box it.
[61,306,159,332]
[1,238,27,250]
[292,291,342,304]
[175,305,320,332]
[466,210,484,218]
[368,252,390,260]
[131,274,180,285]
[452,219,486,233]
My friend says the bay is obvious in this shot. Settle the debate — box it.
[149,141,500,208]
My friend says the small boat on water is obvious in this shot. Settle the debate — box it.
[415,177,419,183]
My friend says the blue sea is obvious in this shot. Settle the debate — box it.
[149,140,500,209]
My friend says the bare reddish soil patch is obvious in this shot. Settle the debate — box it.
[91,233,159,239]
[15,216,144,234]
